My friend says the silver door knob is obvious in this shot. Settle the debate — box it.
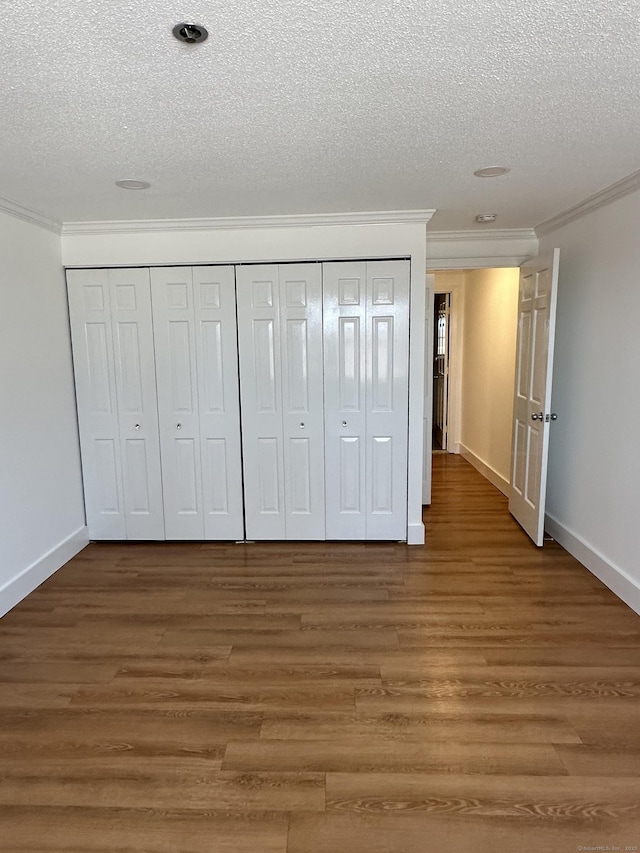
[342,420,348,427]
[550,413,558,421]
[176,423,182,430]
[299,422,305,429]
[134,424,141,430]
[531,413,543,421]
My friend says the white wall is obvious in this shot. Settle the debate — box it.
[539,189,640,614]
[458,268,519,491]
[62,220,428,543]
[0,212,87,616]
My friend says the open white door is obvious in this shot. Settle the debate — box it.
[509,249,560,545]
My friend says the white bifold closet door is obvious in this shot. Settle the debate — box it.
[67,268,164,540]
[323,260,410,540]
[236,264,325,540]
[150,266,244,540]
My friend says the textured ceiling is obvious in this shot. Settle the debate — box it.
[0,0,639,229]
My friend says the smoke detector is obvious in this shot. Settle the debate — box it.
[172,23,209,43]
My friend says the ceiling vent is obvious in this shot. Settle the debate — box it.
[172,23,208,44]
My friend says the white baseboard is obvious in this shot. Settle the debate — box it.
[407,521,426,545]
[545,513,640,617]
[0,526,89,618]
[459,444,511,496]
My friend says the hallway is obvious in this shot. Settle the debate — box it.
[1,455,639,851]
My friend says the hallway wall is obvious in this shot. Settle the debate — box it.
[539,187,640,614]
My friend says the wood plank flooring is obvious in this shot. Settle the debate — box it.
[2,453,640,851]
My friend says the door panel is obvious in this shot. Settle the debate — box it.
[94,439,121,516]
[150,267,204,539]
[371,435,393,513]
[175,438,199,513]
[324,262,367,539]
[109,269,164,539]
[193,266,244,540]
[339,436,362,514]
[204,438,229,514]
[253,319,279,411]
[324,260,410,540]
[509,249,560,545]
[68,270,123,539]
[200,321,225,411]
[338,317,362,411]
[280,264,325,539]
[114,322,145,413]
[257,437,282,514]
[68,268,164,539]
[371,317,394,411]
[167,321,195,413]
[366,261,409,540]
[85,323,113,413]
[289,438,312,514]
[237,265,286,539]
[124,438,152,513]
[238,263,324,540]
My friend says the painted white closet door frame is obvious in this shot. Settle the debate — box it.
[67,269,126,539]
[193,266,244,540]
[237,265,286,539]
[365,260,410,540]
[279,264,325,539]
[151,267,204,539]
[324,262,367,539]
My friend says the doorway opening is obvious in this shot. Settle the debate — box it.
[432,292,450,452]
[423,268,520,501]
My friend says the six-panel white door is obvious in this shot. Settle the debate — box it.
[150,266,244,540]
[324,261,410,540]
[67,268,164,540]
[236,264,325,540]
[509,250,560,545]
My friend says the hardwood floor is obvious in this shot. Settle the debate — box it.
[2,453,640,852]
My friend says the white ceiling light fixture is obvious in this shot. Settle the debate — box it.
[475,213,497,223]
[473,166,510,178]
[172,23,209,44]
[115,180,151,190]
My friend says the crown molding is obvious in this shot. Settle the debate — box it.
[426,228,537,243]
[61,209,436,236]
[0,195,61,234]
[535,169,640,236]
[425,227,537,269]
[426,255,530,270]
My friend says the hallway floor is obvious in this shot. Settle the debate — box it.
[1,454,640,851]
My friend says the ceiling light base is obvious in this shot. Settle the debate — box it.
[172,23,208,44]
